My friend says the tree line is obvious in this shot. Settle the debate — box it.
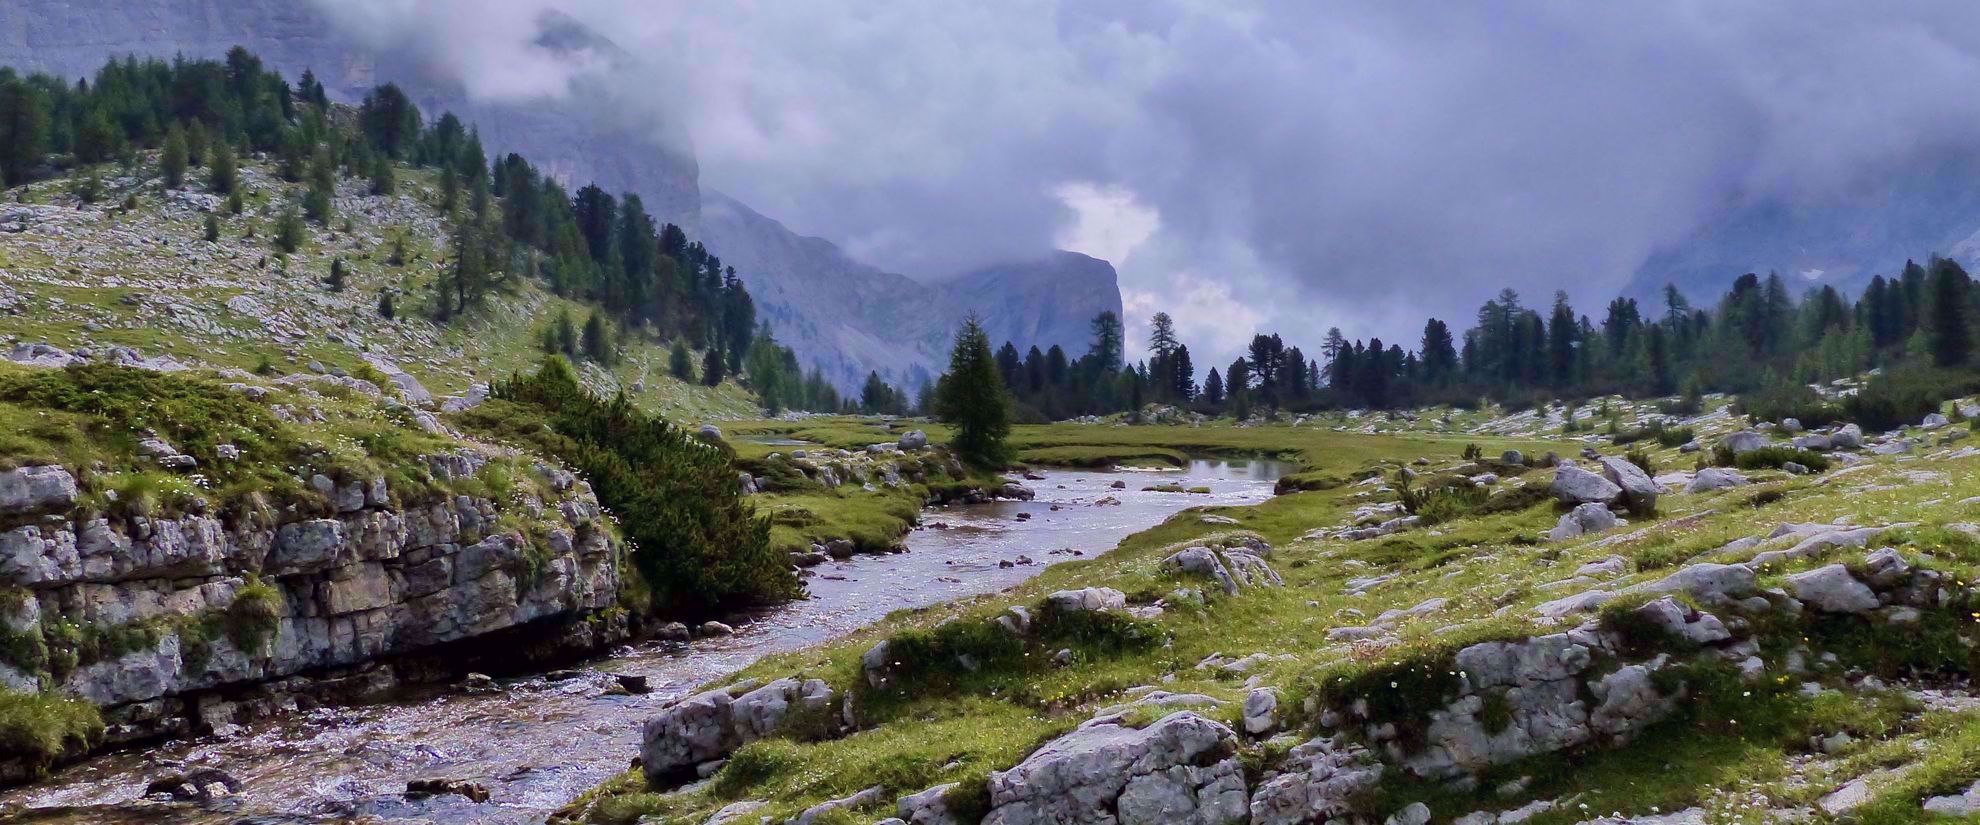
[0,48,841,411]
[952,258,1979,422]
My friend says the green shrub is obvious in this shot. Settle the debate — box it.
[225,577,282,653]
[468,357,799,615]
[1842,364,1976,432]
[0,690,102,774]
[1726,446,1829,473]
[1737,382,1841,428]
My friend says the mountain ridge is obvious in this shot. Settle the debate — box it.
[0,0,1122,392]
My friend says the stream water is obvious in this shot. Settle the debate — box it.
[0,459,1285,824]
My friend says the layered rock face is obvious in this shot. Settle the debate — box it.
[0,454,621,744]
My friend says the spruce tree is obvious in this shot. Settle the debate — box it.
[669,339,694,381]
[327,257,347,291]
[934,316,1013,469]
[203,213,220,243]
[370,154,396,196]
[0,79,49,187]
[273,205,305,254]
[552,308,578,356]
[304,144,335,224]
[208,141,237,195]
[160,123,188,189]
[378,290,396,320]
[1930,258,1973,368]
[581,311,609,363]
[702,347,726,386]
[1204,367,1224,406]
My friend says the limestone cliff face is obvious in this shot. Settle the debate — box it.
[703,194,1124,392]
[0,453,621,744]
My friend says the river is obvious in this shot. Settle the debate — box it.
[0,459,1286,824]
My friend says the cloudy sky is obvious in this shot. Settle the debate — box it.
[310,0,1980,362]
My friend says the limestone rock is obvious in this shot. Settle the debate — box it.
[1786,564,1879,613]
[1685,468,1749,494]
[1045,587,1127,614]
[0,465,78,515]
[1596,456,1658,513]
[1550,466,1621,506]
[983,711,1248,825]
[1248,737,1384,825]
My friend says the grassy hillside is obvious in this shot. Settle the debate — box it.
[0,156,759,422]
[564,398,1980,825]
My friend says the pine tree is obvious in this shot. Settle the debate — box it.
[0,78,49,187]
[159,123,188,189]
[388,233,408,266]
[543,309,573,356]
[203,213,220,243]
[304,144,335,224]
[378,290,396,320]
[702,347,726,386]
[327,257,347,291]
[208,141,238,195]
[934,316,1013,469]
[581,311,610,363]
[1930,258,1973,368]
[370,154,396,196]
[1204,367,1225,406]
[273,205,305,254]
[669,339,694,381]
[184,119,207,167]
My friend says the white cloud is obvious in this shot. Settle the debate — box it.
[1052,181,1161,268]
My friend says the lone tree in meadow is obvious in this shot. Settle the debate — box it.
[934,315,1013,469]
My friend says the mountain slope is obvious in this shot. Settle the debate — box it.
[1625,153,1980,303]
[703,193,1122,391]
[0,0,1126,394]
[0,157,760,420]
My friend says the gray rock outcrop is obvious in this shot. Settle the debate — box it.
[1551,466,1622,506]
[640,677,835,783]
[983,711,1248,825]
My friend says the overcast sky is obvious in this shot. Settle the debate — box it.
[309,0,1980,363]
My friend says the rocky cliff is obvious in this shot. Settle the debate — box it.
[0,1,1125,395]
[0,361,630,777]
[703,194,1123,391]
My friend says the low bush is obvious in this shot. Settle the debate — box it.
[0,690,102,775]
[1841,364,1977,432]
[1736,382,1841,428]
[1724,446,1829,473]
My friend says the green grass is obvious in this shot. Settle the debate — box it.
[0,690,103,774]
[562,402,1980,825]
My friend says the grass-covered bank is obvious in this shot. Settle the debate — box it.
[722,415,1559,558]
[559,408,1980,825]
[556,424,1569,824]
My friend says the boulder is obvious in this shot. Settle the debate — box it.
[1685,468,1749,494]
[1248,737,1384,825]
[792,786,886,825]
[0,465,78,515]
[698,424,724,442]
[1791,434,1832,452]
[1242,688,1279,734]
[1550,466,1622,506]
[1785,564,1879,614]
[1923,413,1951,430]
[1547,503,1619,542]
[898,430,929,450]
[640,678,834,783]
[1722,431,1768,455]
[982,711,1248,825]
[1045,587,1127,614]
[1596,456,1658,513]
[1832,424,1864,449]
[1501,450,1524,466]
[899,783,962,825]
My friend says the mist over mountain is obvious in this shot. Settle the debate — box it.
[0,0,1117,391]
[1626,153,1980,306]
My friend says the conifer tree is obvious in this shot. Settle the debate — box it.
[159,123,188,189]
[702,347,726,386]
[272,205,304,254]
[1930,258,1973,368]
[208,141,238,194]
[934,316,1013,469]
[0,79,49,187]
[669,339,694,382]
[203,213,219,243]
[378,290,396,320]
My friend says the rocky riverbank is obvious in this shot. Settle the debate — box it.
[0,448,626,782]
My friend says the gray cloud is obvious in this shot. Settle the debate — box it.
[308,0,1980,364]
